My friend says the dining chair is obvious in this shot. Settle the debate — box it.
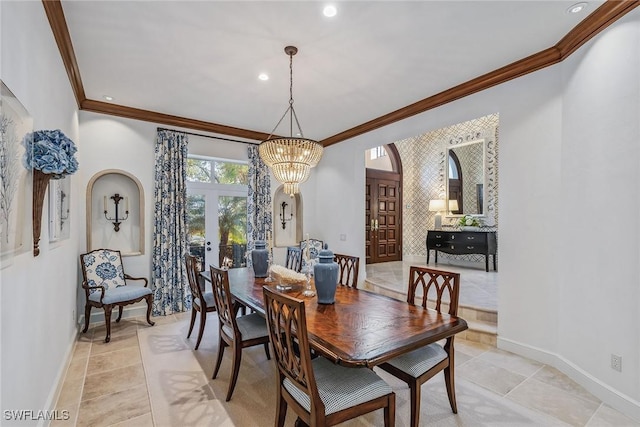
[209,265,271,401]
[285,246,303,272]
[185,254,216,350]
[79,248,155,343]
[377,266,461,427]
[263,287,396,427]
[333,253,360,288]
[300,238,323,274]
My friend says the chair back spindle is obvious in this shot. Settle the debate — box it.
[285,246,303,272]
[408,266,460,316]
[334,254,360,288]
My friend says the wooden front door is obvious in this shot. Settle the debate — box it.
[366,170,402,264]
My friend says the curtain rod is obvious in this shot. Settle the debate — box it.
[156,127,260,145]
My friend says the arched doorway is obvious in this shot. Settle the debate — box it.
[365,144,402,264]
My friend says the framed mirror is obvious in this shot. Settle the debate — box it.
[446,139,486,216]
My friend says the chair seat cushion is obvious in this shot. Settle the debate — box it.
[284,357,392,415]
[222,312,268,341]
[194,292,215,308]
[383,342,448,378]
[88,285,152,305]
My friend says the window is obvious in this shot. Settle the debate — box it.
[187,158,248,185]
[369,146,387,160]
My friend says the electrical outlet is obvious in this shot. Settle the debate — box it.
[611,354,622,372]
[339,234,346,241]
[72,309,76,322]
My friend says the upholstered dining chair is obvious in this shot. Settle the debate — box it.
[263,287,396,427]
[209,265,271,401]
[79,248,155,343]
[333,253,360,288]
[378,266,461,427]
[185,254,216,350]
[285,246,303,272]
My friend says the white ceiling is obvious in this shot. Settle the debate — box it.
[61,1,604,141]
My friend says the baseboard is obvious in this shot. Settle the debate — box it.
[498,336,640,422]
[40,325,81,427]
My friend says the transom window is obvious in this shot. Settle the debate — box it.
[187,157,248,185]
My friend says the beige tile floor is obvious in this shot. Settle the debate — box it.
[52,312,639,427]
[365,260,498,311]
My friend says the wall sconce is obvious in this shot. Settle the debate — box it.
[104,193,129,232]
[279,201,293,229]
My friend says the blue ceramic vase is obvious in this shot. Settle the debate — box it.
[252,240,269,278]
[313,244,338,304]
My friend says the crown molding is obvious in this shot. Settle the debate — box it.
[42,0,86,107]
[43,0,638,146]
[321,0,639,147]
[81,100,272,141]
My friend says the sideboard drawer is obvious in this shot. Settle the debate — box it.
[426,230,497,272]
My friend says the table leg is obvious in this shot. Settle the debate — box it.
[426,249,430,265]
[493,254,497,271]
[485,255,489,272]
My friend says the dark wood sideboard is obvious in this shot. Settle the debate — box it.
[426,230,497,272]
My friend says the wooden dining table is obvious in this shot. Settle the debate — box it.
[202,267,468,368]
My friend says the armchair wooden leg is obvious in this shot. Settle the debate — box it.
[195,310,206,350]
[225,343,242,401]
[384,393,396,427]
[444,364,458,413]
[187,308,197,338]
[263,342,271,360]
[116,305,124,322]
[275,385,287,427]
[212,335,226,379]
[104,304,113,343]
[409,381,421,427]
[145,294,155,326]
[82,304,91,333]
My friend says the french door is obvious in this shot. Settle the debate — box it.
[365,169,402,264]
[186,186,247,270]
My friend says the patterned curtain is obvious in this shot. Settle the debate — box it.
[247,145,272,266]
[152,129,190,315]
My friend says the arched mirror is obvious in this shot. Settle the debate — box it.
[446,139,485,216]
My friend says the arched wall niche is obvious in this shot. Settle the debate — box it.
[273,185,302,247]
[86,169,145,256]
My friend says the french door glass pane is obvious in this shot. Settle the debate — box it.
[218,196,247,268]
[186,194,206,270]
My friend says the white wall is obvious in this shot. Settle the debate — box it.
[558,10,640,408]
[0,2,81,422]
[309,9,640,419]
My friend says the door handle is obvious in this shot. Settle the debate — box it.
[370,219,375,230]
[374,219,379,231]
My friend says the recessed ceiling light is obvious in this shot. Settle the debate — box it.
[103,95,114,101]
[258,73,269,81]
[323,5,337,18]
[567,2,587,14]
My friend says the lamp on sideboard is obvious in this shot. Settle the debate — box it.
[448,199,459,215]
[429,199,446,230]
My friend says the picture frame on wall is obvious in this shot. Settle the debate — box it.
[49,176,71,242]
[0,80,33,268]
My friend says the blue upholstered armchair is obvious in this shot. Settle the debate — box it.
[79,248,155,342]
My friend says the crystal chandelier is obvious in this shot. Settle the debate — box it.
[258,46,323,196]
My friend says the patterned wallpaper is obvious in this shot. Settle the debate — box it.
[394,113,499,260]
